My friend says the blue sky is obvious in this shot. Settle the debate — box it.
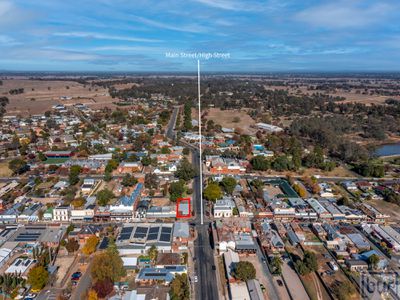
[0,0,400,72]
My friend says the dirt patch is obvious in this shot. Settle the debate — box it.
[366,199,400,223]
[151,197,170,206]
[300,166,358,178]
[195,108,256,135]
[256,165,357,178]
[263,184,284,198]
[54,255,76,286]
[0,161,12,177]
[0,79,116,116]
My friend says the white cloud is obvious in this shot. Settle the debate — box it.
[53,32,161,43]
[0,34,19,46]
[0,0,12,17]
[296,1,393,29]
[192,0,261,11]
[132,15,209,33]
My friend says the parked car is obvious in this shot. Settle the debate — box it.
[71,271,82,280]
[277,279,283,287]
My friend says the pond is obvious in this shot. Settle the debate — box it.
[374,142,400,157]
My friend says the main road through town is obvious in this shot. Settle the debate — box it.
[166,105,219,299]
[191,148,219,300]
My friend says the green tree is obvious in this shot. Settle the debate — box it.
[170,274,190,300]
[82,235,99,255]
[220,177,237,194]
[295,260,310,276]
[161,146,171,154]
[232,207,239,216]
[27,266,49,290]
[148,245,158,262]
[368,254,380,270]
[295,251,318,275]
[183,101,192,131]
[250,179,264,189]
[67,224,75,234]
[337,196,350,206]
[141,156,152,166]
[68,165,82,185]
[250,155,270,171]
[303,251,318,272]
[38,152,46,161]
[182,148,190,155]
[105,159,119,173]
[104,171,112,182]
[121,173,138,187]
[8,158,28,174]
[272,155,292,171]
[71,197,85,208]
[88,289,98,300]
[203,182,222,202]
[271,256,283,275]
[91,241,126,282]
[175,158,196,182]
[332,281,356,300]
[234,261,256,281]
[65,239,80,253]
[169,180,185,202]
[97,189,115,206]
[293,184,307,198]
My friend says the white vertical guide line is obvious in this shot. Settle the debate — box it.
[197,60,204,225]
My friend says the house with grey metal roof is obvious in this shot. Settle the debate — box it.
[135,265,186,285]
[117,223,174,254]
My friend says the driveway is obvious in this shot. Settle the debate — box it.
[281,261,310,300]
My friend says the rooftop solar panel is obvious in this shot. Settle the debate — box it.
[119,233,131,240]
[147,233,158,241]
[159,233,171,242]
[134,233,147,239]
[149,227,159,234]
[121,227,133,234]
[146,273,168,277]
[15,237,38,241]
[18,232,41,235]
[161,227,172,234]
[135,227,148,234]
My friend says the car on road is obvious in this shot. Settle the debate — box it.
[212,265,216,271]
[71,271,82,281]
[194,276,198,283]
[277,279,283,287]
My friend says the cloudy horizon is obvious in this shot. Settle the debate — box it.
[1,0,400,72]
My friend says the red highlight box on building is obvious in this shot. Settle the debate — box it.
[176,197,191,219]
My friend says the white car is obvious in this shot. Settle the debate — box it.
[194,276,198,283]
